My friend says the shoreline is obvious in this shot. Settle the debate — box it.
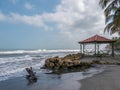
[0,64,120,90]
[0,65,104,90]
[0,50,120,90]
[79,65,120,90]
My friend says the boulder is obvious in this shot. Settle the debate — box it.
[43,53,91,73]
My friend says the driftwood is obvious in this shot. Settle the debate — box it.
[26,67,37,81]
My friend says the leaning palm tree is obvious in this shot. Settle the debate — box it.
[99,0,120,35]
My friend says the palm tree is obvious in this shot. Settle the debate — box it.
[99,0,120,35]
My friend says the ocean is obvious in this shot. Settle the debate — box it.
[0,49,106,90]
[0,49,80,82]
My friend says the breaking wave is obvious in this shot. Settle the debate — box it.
[0,50,79,82]
[0,49,79,55]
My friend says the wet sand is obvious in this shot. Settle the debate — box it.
[0,65,103,90]
[0,72,81,90]
[80,65,120,90]
[1,65,120,90]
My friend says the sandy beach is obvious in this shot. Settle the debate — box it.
[80,65,120,90]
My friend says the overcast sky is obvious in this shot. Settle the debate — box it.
[0,0,116,50]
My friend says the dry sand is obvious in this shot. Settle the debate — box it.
[80,65,120,90]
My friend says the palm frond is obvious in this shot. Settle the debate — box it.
[104,21,114,33]
[104,1,118,17]
[105,15,114,23]
[99,0,111,9]
[100,0,120,35]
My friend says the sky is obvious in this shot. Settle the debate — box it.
[0,0,117,50]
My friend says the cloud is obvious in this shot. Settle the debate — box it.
[40,0,107,41]
[1,0,111,40]
[0,12,48,29]
[0,12,6,21]
[1,0,115,49]
[24,3,35,10]
[41,0,105,31]
[10,13,49,29]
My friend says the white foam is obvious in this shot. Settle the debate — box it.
[0,50,80,82]
[0,55,33,64]
[0,68,26,81]
[62,67,104,81]
[81,67,104,79]
[0,58,45,81]
[0,49,79,55]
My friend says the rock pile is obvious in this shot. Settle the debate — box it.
[42,53,120,73]
[42,53,91,73]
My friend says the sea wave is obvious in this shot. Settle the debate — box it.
[0,57,45,82]
[0,49,79,55]
[0,55,34,64]
[0,50,79,82]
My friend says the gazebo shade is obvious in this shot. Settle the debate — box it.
[78,34,116,57]
[79,34,115,44]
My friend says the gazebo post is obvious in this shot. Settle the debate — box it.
[83,44,85,54]
[111,42,114,57]
[80,44,82,54]
[97,43,99,54]
[95,43,97,55]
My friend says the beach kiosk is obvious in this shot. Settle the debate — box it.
[78,35,116,57]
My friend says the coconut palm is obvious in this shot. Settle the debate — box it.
[99,0,120,35]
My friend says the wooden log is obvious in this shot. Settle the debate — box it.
[26,67,37,81]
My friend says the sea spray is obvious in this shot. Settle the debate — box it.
[0,50,79,81]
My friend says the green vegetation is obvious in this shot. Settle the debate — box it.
[113,37,120,50]
[99,0,120,35]
[106,37,120,50]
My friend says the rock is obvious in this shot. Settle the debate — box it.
[63,53,83,61]
[44,53,82,69]
[92,60,101,64]
[42,53,90,73]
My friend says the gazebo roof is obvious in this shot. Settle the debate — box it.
[79,34,115,44]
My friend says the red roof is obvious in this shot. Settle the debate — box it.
[79,35,115,44]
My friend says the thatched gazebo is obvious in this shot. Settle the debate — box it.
[78,35,116,57]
